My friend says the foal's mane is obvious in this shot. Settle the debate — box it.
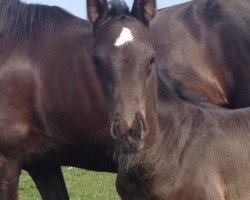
[108,0,129,16]
[0,0,79,44]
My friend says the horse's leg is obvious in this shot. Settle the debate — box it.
[28,166,69,200]
[0,155,22,200]
[0,116,28,200]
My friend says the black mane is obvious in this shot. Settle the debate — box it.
[0,0,79,44]
[108,0,129,16]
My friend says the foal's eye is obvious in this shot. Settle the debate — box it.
[92,56,104,77]
[93,56,100,67]
[149,54,156,65]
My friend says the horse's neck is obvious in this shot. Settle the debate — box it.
[144,71,190,148]
[141,100,197,183]
[152,86,200,148]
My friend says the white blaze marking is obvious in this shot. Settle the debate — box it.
[114,27,134,47]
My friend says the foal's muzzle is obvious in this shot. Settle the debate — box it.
[111,112,148,141]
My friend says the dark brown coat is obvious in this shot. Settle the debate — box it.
[87,0,250,199]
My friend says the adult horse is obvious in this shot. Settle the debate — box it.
[0,1,115,199]
[150,0,250,108]
[87,0,250,199]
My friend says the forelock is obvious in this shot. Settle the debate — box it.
[108,0,129,16]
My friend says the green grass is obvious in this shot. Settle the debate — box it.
[19,167,120,200]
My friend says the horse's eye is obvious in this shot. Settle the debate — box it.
[149,55,155,65]
[93,56,100,67]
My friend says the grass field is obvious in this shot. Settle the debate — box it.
[19,167,120,200]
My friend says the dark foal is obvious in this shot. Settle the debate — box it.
[0,1,115,199]
[88,0,250,199]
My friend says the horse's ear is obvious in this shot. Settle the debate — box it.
[87,0,109,26]
[131,0,156,26]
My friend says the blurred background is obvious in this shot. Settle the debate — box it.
[22,0,189,19]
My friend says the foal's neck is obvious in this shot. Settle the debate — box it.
[145,71,198,152]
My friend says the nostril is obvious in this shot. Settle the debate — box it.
[139,118,144,130]
[111,114,130,140]
[111,122,118,139]
[121,133,127,139]
[114,121,118,133]
[135,113,145,128]
[128,129,135,139]
[128,128,141,140]
[113,113,121,122]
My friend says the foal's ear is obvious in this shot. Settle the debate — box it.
[131,0,156,26]
[87,0,109,26]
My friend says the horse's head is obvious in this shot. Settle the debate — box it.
[88,0,156,151]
